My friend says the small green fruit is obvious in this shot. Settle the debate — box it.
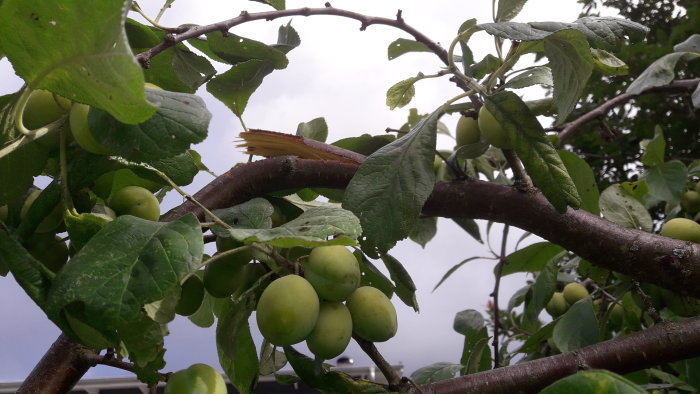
[660,218,700,243]
[256,275,320,346]
[545,292,569,317]
[69,103,111,155]
[306,302,353,360]
[27,233,69,273]
[176,275,205,316]
[23,89,71,130]
[455,115,480,147]
[562,282,589,305]
[608,303,624,329]
[21,189,64,233]
[108,186,160,221]
[681,190,700,214]
[478,105,511,149]
[346,286,397,342]
[165,363,227,394]
[304,245,361,302]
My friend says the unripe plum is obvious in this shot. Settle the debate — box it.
[660,218,700,243]
[21,189,64,233]
[176,275,205,316]
[478,105,512,149]
[681,190,700,214]
[306,302,353,360]
[69,103,112,155]
[545,292,569,317]
[562,282,589,305]
[165,363,227,394]
[27,233,69,273]
[256,275,320,346]
[23,89,71,130]
[346,286,397,342]
[304,245,361,302]
[108,186,160,221]
[455,115,480,147]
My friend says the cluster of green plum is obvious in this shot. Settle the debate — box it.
[545,282,591,318]
[255,245,398,360]
[658,182,700,244]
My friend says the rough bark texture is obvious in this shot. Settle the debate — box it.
[17,334,97,394]
[415,317,700,393]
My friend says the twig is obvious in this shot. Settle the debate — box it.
[558,78,700,144]
[83,353,170,380]
[502,149,533,189]
[353,334,403,389]
[490,224,509,368]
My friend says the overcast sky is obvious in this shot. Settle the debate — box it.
[0,0,613,383]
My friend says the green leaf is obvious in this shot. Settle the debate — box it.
[45,214,203,329]
[640,126,666,167]
[471,54,502,79]
[259,341,287,376]
[590,48,629,75]
[433,256,484,292]
[0,0,155,124]
[118,311,167,385]
[147,151,200,186]
[478,17,648,50]
[0,136,50,205]
[517,319,557,353]
[90,88,211,162]
[645,160,688,205]
[207,59,276,116]
[540,370,646,394]
[386,76,419,110]
[502,66,553,89]
[496,0,528,22]
[558,150,600,215]
[217,298,259,394]
[296,117,328,142]
[627,52,700,95]
[452,218,483,243]
[483,92,581,212]
[188,290,217,328]
[226,205,361,248]
[381,253,419,312]
[209,198,274,238]
[356,251,395,299]
[205,31,288,69]
[0,224,53,306]
[458,19,478,75]
[503,242,566,276]
[332,134,394,156]
[172,46,217,91]
[453,309,484,335]
[544,29,594,123]
[552,297,600,353]
[463,336,492,375]
[410,362,461,384]
[342,109,438,256]
[523,258,559,329]
[250,0,285,10]
[599,184,653,232]
[387,38,431,60]
[409,217,437,248]
[0,92,20,145]
[283,346,389,393]
[64,212,111,252]
[273,22,301,54]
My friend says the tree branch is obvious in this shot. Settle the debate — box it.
[163,156,700,299]
[558,78,700,144]
[414,317,700,393]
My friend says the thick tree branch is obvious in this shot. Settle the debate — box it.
[558,78,700,143]
[163,156,700,299]
[414,317,700,393]
[17,334,97,394]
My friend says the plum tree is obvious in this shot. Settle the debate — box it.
[165,363,226,394]
[306,302,353,360]
[304,245,361,301]
[562,282,589,305]
[346,286,397,342]
[478,105,511,149]
[108,186,160,221]
[255,275,320,346]
[455,115,480,147]
[660,218,700,243]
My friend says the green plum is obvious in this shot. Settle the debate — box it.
[22,89,71,130]
[478,105,511,149]
[304,245,361,302]
[256,275,319,346]
[346,286,397,342]
[176,275,205,316]
[108,186,160,221]
[165,363,227,394]
[660,218,700,243]
[26,233,69,273]
[455,115,480,147]
[545,292,569,317]
[306,302,353,360]
[681,190,700,214]
[69,103,111,155]
[21,189,63,233]
[562,282,589,305]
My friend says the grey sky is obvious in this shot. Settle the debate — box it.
[0,0,606,383]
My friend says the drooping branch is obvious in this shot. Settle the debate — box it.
[558,77,700,143]
[162,156,700,299]
[414,317,700,393]
[135,4,449,67]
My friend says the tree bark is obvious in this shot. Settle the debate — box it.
[163,156,700,298]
